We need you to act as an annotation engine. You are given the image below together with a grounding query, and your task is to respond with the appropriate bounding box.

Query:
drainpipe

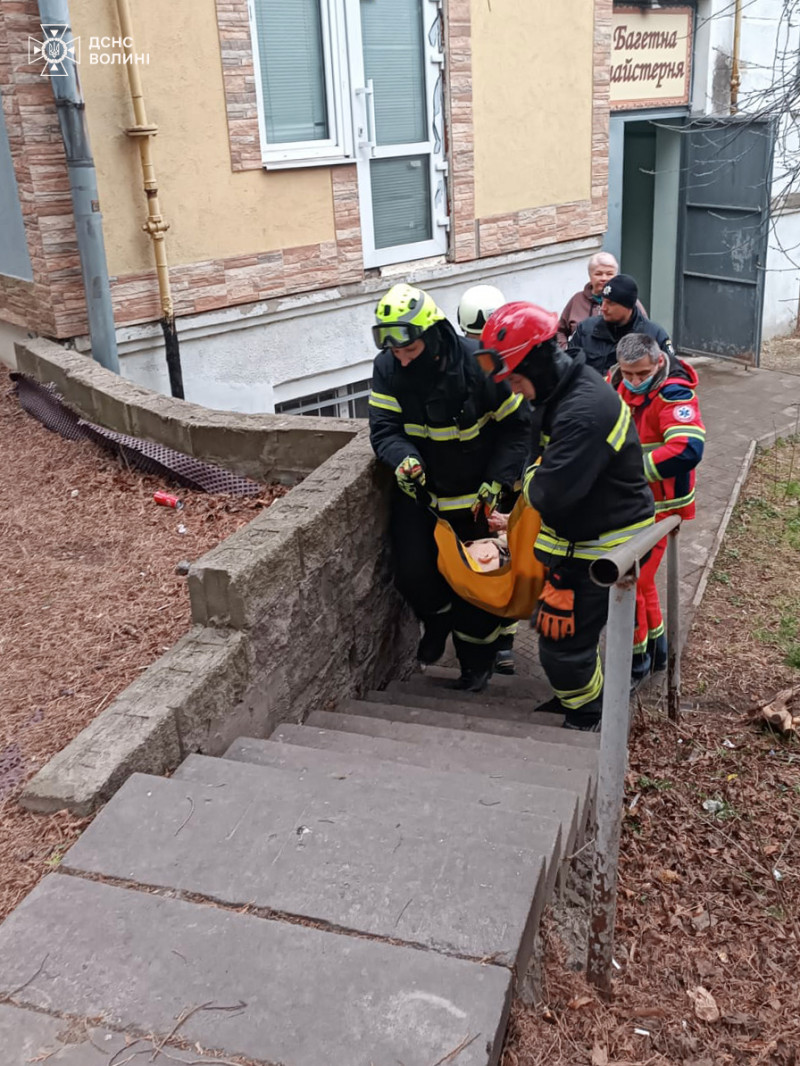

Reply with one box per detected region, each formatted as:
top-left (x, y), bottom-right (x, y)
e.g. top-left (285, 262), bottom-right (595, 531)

top-left (38, 0), bottom-right (120, 373)
top-left (114, 0), bottom-right (184, 399)
top-left (730, 0), bottom-right (743, 114)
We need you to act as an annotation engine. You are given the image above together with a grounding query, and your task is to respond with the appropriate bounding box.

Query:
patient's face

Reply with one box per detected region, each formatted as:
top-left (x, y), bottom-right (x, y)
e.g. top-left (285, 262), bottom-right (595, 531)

top-left (465, 538), bottom-right (502, 571)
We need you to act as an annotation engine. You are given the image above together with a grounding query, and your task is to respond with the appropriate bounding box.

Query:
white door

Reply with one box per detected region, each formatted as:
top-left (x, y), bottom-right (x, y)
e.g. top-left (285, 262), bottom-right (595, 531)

top-left (346, 0), bottom-right (449, 268)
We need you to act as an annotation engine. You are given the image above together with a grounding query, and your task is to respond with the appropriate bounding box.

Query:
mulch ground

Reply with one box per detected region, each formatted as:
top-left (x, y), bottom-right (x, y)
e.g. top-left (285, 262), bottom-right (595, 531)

top-left (0, 369), bottom-right (286, 922)
top-left (504, 439), bottom-right (800, 1065)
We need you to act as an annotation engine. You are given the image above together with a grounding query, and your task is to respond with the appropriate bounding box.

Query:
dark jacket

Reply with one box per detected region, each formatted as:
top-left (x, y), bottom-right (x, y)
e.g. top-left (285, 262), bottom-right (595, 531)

top-left (556, 283), bottom-right (648, 349)
top-left (523, 354), bottom-right (654, 561)
top-left (368, 324), bottom-right (532, 504)
top-left (567, 306), bottom-right (674, 374)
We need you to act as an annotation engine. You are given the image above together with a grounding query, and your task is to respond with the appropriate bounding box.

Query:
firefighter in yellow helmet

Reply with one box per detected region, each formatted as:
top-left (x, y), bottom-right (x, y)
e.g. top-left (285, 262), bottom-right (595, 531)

top-left (368, 283), bottom-right (532, 691)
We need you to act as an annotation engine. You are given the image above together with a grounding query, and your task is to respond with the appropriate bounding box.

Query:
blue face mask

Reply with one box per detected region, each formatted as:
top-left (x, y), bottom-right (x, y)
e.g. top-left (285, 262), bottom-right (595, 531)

top-left (623, 374), bottom-right (655, 395)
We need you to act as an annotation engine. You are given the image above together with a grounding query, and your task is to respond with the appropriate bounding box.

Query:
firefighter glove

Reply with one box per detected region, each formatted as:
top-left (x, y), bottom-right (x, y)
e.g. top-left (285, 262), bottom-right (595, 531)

top-left (395, 456), bottom-right (426, 499)
top-left (533, 568), bottom-right (576, 641)
top-left (472, 480), bottom-right (502, 518)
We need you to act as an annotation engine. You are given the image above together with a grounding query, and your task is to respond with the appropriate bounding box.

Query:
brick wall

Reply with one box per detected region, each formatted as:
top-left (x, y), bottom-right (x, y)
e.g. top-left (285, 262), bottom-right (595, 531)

top-left (0, 0), bottom-right (78, 335)
top-left (1, 0), bottom-right (611, 340)
top-left (445, 0), bottom-right (611, 262)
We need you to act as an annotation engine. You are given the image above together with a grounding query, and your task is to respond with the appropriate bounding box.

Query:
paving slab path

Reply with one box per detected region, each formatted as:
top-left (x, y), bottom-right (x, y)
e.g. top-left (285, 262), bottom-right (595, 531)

top-left (0, 358), bottom-right (798, 1066)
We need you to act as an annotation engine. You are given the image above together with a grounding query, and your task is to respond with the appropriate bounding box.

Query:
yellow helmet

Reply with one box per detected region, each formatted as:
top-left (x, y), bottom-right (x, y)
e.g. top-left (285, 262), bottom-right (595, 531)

top-left (372, 283), bottom-right (445, 350)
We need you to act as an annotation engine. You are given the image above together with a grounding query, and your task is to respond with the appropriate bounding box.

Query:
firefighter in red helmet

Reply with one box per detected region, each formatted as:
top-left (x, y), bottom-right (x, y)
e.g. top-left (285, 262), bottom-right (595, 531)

top-left (477, 302), bottom-right (655, 730)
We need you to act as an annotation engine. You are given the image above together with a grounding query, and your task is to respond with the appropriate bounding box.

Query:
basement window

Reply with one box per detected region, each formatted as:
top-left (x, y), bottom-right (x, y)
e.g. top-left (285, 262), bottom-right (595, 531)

top-left (275, 378), bottom-right (372, 418)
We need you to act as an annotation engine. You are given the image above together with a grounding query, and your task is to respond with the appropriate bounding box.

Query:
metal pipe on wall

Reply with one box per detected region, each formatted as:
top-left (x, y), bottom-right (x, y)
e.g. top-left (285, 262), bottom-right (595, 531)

top-left (38, 0), bottom-right (120, 373)
top-left (730, 0), bottom-right (743, 114)
top-left (114, 0), bottom-right (184, 399)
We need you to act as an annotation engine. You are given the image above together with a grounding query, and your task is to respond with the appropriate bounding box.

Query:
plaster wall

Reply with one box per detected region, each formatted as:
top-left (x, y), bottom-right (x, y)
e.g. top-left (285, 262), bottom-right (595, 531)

top-left (68, 0), bottom-right (336, 276)
top-left (470, 0), bottom-right (594, 217)
top-left (763, 210), bottom-right (800, 340)
top-left (104, 238), bottom-right (600, 410)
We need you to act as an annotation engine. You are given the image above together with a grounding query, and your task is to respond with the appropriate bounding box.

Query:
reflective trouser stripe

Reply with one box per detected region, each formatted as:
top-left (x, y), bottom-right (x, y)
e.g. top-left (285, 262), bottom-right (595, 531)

top-left (499, 621), bottom-right (518, 636)
top-left (453, 624), bottom-right (505, 645)
top-left (553, 653), bottom-right (604, 710)
top-left (654, 491), bottom-right (694, 513)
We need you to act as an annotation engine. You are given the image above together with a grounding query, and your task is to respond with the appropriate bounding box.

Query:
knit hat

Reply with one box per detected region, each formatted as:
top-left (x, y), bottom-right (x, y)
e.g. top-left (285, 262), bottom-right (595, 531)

top-left (601, 274), bottom-right (638, 309)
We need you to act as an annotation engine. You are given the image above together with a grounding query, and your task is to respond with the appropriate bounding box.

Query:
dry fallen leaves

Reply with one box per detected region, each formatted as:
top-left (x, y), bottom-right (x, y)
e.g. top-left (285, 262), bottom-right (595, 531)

top-left (567, 995), bottom-right (593, 1010)
top-left (591, 1043), bottom-right (609, 1066)
top-left (687, 986), bottom-right (720, 1023)
top-left (752, 686), bottom-right (799, 735)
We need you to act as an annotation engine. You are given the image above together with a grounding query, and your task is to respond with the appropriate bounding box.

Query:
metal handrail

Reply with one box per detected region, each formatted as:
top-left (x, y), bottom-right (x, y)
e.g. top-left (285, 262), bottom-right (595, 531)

top-left (589, 513), bottom-right (681, 587)
top-left (586, 515), bottom-right (682, 995)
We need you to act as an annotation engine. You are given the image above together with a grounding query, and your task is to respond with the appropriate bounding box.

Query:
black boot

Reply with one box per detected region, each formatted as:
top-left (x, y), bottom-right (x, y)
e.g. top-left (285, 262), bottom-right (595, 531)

top-left (534, 695), bottom-right (565, 715)
top-left (648, 633), bottom-right (668, 673)
top-left (451, 666), bottom-right (493, 693)
top-left (562, 696), bottom-right (602, 732)
top-left (494, 647), bottom-right (515, 675)
top-left (417, 611), bottom-right (451, 665)
top-left (630, 650), bottom-right (651, 690)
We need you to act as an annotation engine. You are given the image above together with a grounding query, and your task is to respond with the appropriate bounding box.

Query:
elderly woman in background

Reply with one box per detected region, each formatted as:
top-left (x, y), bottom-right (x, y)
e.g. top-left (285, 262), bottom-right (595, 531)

top-left (556, 251), bottom-right (646, 348)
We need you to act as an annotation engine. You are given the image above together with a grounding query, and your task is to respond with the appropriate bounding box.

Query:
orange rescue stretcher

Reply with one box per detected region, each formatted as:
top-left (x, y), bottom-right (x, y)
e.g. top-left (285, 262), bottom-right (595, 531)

top-left (432, 494), bottom-right (546, 620)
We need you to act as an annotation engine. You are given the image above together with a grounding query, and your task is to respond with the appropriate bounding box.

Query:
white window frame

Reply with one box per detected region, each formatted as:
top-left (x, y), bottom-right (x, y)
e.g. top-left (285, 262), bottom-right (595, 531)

top-left (248, 0), bottom-right (355, 169)
top-left (344, 0), bottom-right (449, 268)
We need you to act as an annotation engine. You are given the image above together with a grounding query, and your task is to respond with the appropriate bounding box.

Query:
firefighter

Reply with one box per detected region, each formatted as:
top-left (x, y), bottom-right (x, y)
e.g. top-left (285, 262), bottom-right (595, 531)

top-left (568, 273), bottom-right (674, 375)
top-left (457, 283), bottom-right (519, 675)
top-left (368, 283), bottom-right (531, 691)
top-left (477, 302), bottom-right (655, 730)
top-left (610, 332), bottom-right (705, 681)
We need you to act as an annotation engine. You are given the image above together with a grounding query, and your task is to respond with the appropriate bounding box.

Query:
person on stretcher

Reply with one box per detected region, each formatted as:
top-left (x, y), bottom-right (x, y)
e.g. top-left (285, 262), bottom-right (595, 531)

top-left (463, 531), bottom-right (510, 571)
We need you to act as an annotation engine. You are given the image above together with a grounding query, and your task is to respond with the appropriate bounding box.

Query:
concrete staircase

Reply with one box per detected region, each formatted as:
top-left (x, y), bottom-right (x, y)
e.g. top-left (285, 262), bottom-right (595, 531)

top-left (0, 666), bottom-right (598, 1066)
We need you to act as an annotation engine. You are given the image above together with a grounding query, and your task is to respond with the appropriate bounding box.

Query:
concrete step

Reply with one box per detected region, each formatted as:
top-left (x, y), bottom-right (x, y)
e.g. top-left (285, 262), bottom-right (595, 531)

top-left (272, 722), bottom-right (595, 820)
top-left (342, 698), bottom-right (600, 750)
top-left (367, 688), bottom-right (563, 726)
top-left (306, 710), bottom-right (599, 776)
top-left (415, 663), bottom-right (544, 698)
top-left (0, 875), bottom-right (511, 1066)
top-left (62, 761), bottom-right (550, 970)
top-left (387, 667), bottom-right (550, 710)
top-left (220, 737), bottom-right (579, 887)
top-left (0, 1001), bottom-right (225, 1065)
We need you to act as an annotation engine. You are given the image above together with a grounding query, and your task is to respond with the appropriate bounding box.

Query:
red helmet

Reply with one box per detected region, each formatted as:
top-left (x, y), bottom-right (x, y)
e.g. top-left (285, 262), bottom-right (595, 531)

top-left (477, 302), bottom-right (559, 381)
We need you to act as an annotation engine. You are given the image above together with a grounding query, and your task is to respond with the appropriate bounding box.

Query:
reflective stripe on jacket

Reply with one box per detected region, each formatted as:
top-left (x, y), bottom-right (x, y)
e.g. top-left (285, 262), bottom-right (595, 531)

top-left (368, 322), bottom-right (532, 507)
top-left (611, 358), bottom-right (705, 521)
top-left (522, 354), bottom-right (655, 562)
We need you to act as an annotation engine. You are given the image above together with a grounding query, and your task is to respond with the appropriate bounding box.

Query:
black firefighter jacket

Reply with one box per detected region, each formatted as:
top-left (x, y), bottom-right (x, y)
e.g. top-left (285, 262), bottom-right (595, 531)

top-left (523, 354), bottom-right (655, 562)
top-left (368, 330), bottom-right (532, 509)
top-left (566, 306), bottom-right (675, 375)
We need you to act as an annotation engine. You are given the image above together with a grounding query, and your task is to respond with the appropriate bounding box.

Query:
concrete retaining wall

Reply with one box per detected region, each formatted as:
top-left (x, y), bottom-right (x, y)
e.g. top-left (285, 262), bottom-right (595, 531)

top-left (14, 338), bottom-right (361, 483)
top-left (18, 342), bottom-right (417, 815)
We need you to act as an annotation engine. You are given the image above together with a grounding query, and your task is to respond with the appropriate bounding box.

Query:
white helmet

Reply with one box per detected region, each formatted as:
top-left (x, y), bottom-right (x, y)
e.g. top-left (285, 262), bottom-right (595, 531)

top-left (458, 284), bottom-right (506, 337)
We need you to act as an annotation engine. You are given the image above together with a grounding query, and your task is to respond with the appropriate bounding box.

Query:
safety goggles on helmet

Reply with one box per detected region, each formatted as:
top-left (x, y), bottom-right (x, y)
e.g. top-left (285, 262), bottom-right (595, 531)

top-left (475, 340), bottom-right (534, 382)
top-left (372, 322), bottom-right (427, 350)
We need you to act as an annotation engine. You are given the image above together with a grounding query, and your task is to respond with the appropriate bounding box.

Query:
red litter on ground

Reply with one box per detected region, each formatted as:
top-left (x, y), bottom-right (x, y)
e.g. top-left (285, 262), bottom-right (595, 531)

top-left (153, 491), bottom-right (184, 510)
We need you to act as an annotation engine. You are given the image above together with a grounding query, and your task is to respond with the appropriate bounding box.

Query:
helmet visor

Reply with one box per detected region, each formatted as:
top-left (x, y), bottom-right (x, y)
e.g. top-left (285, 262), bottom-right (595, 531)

top-left (372, 322), bottom-right (426, 350)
